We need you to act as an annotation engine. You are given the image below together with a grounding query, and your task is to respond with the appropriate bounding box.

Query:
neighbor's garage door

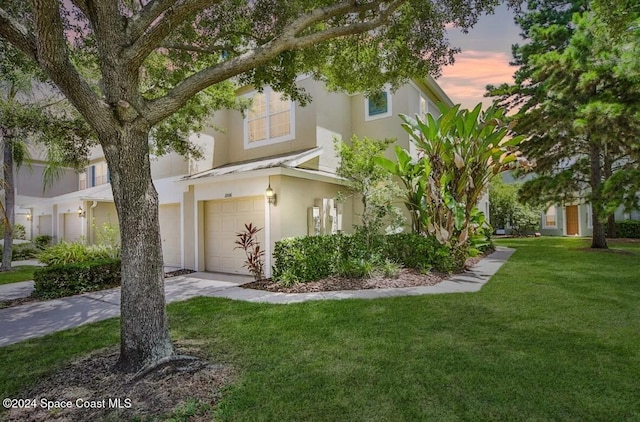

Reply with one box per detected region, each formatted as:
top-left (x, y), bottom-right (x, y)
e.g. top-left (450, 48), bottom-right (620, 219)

top-left (63, 213), bottom-right (82, 242)
top-left (159, 204), bottom-right (181, 267)
top-left (204, 197), bottom-right (265, 274)
top-left (38, 215), bottom-right (52, 236)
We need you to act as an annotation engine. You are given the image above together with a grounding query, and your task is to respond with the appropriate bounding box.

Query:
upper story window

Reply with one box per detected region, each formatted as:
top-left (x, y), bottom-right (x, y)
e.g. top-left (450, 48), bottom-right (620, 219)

top-left (79, 161), bottom-right (110, 189)
top-left (94, 162), bottom-right (109, 186)
top-left (543, 206), bottom-right (557, 228)
top-left (365, 88), bottom-right (392, 121)
top-left (244, 87), bottom-right (295, 149)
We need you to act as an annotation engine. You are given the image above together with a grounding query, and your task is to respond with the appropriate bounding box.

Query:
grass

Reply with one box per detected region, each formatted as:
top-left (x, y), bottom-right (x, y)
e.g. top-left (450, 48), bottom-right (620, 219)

top-left (0, 266), bottom-right (38, 285)
top-left (1, 237), bottom-right (639, 420)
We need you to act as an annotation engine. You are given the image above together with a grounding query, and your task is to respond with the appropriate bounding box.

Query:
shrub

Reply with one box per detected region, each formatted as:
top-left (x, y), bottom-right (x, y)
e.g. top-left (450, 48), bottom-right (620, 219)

top-left (337, 258), bottom-right (376, 279)
top-left (12, 243), bottom-right (39, 260)
top-left (380, 259), bottom-right (401, 278)
top-left (13, 224), bottom-right (26, 240)
top-left (38, 241), bottom-right (90, 266)
top-left (38, 241), bottom-right (121, 266)
top-left (34, 235), bottom-right (53, 250)
top-left (33, 259), bottom-right (121, 299)
top-left (272, 235), bottom-right (340, 282)
top-left (615, 220), bottom-right (640, 239)
top-left (0, 243), bottom-right (40, 260)
top-left (0, 223), bottom-right (27, 240)
top-left (272, 232), bottom-right (460, 283)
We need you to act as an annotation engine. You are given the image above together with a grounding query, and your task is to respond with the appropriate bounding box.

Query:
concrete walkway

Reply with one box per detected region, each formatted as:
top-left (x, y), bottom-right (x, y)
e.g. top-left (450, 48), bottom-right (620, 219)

top-left (0, 247), bottom-right (514, 347)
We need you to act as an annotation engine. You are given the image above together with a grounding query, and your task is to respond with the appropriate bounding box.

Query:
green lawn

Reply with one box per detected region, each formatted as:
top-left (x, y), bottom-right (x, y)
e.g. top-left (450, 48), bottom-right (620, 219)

top-left (0, 266), bottom-right (38, 285)
top-left (1, 237), bottom-right (639, 420)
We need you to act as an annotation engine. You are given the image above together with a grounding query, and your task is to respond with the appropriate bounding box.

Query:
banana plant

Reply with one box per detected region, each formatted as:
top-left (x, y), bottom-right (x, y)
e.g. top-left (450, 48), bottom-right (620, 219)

top-left (375, 146), bottom-right (430, 234)
top-left (399, 102), bottom-right (525, 248)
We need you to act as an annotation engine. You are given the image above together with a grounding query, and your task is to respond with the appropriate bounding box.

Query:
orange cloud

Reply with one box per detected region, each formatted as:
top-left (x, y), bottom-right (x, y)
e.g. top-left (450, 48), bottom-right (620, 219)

top-left (437, 50), bottom-right (517, 109)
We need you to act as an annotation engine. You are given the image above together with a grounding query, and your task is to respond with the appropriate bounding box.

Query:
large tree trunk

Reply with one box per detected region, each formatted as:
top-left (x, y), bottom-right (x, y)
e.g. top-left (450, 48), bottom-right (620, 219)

top-left (1, 130), bottom-right (15, 271)
top-left (105, 125), bottom-right (174, 372)
top-left (589, 141), bottom-right (608, 249)
top-left (603, 154), bottom-right (616, 238)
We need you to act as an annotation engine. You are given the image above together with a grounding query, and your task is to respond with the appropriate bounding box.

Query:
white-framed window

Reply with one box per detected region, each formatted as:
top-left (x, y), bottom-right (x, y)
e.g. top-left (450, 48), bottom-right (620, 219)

top-left (82, 161), bottom-right (110, 188)
top-left (365, 87), bottom-right (392, 121)
top-left (94, 162), bottom-right (108, 186)
top-left (244, 87), bottom-right (295, 149)
top-left (543, 206), bottom-right (557, 228)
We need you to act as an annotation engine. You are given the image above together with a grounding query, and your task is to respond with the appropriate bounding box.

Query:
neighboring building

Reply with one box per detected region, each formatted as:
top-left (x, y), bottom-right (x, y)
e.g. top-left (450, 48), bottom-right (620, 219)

top-left (500, 172), bottom-right (640, 237)
top-left (18, 75), bottom-right (467, 275)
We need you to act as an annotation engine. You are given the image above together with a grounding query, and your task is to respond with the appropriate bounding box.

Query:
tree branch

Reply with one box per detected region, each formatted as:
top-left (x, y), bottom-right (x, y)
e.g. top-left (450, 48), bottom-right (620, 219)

top-left (0, 8), bottom-right (38, 61)
top-left (160, 42), bottom-right (230, 55)
top-left (31, 0), bottom-right (114, 136)
top-left (124, 0), bottom-right (220, 69)
top-left (69, 0), bottom-right (90, 19)
top-left (145, 0), bottom-right (401, 125)
top-left (126, 0), bottom-right (180, 42)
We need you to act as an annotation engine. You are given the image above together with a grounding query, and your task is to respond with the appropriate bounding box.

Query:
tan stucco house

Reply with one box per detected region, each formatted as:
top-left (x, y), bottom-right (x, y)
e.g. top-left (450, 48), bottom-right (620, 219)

top-left (18, 76), bottom-right (472, 276)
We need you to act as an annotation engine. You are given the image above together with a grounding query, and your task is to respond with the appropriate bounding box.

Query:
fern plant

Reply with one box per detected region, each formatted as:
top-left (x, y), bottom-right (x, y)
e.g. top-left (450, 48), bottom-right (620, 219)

top-left (234, 223), bottom-right (265, 280)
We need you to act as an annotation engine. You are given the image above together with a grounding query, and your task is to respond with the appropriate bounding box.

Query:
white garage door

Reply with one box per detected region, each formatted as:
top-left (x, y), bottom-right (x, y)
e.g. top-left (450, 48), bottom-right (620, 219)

top-left (38, 215), bottom-right (52, 236)
top-left (159, 204), bottom-right (182, 267)
top-left (63, 213), bottom-right (83, 242)
top-left (204, 197), bottom-right (265, 274)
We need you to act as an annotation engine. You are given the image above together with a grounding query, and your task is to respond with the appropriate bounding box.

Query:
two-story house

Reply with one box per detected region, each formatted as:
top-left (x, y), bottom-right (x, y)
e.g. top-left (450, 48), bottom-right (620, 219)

top-left (499, 172), bottom-right (640, 237)
top-left (19, 75), bottom-right (463, 276)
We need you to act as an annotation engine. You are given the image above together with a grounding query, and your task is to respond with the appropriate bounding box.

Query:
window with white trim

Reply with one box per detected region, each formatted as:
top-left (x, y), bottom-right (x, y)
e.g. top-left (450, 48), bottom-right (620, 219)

top-left (244, 88), bottom-right (294, 148)
top-left (81, 162), bottom-right (110, 189)
top-left (94, 162), bottom-right (109, 186)
top-left (419, 96), bottom-right (427, 117)
top-left (543, 206), bottom-right (557, 228)
top-left (365, 88), bottom-right (392, 121)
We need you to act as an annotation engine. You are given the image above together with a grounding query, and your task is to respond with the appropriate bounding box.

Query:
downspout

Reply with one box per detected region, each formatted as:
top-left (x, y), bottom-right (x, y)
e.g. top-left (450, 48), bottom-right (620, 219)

top-left (89, 201), bottom-right (98, 244)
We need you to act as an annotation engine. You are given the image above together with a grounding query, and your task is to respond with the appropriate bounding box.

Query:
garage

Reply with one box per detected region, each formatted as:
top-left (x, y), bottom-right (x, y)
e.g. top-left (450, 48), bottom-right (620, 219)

top-left (159, 204), bottom-right (182, 267)
top-left (204, 196), bottom-right (265, 274)
top-left (63, 213), bottom-right (83, 242)
top-left (38, 215), bottom-right (52, 237)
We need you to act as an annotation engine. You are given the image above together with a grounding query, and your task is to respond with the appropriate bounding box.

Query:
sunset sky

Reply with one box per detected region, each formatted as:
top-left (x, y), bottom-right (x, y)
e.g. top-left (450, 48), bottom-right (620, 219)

top-left (437, 5), bottom-right (523, 109)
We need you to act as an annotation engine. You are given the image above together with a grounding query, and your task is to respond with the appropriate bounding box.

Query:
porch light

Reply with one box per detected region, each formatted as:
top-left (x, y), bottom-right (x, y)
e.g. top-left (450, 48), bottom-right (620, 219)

top-left (77, 206), bottom-right (86, 218)
top-left (265, 184), bottom-right (277, 206)
top-left (26, 212), bottom-right (32, 221)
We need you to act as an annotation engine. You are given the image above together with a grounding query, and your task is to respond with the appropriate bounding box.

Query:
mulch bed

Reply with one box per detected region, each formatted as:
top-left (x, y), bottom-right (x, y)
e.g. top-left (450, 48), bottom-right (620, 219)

top-left (3, 343), bottom-right (234, 422)
top-left (243, 255), bottom-right (485, 293)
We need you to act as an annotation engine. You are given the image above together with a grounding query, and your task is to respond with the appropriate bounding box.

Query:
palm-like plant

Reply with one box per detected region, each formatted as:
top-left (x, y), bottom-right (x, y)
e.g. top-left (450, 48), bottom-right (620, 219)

top-left (378, 103), bottom-right (526, 262)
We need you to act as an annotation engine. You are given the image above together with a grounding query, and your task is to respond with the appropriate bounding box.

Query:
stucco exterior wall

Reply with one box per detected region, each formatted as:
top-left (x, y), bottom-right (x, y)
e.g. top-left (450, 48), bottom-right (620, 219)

top-left (15, 164), bottom-right (78, 198)
top-left (225, 78), bottom-right (319, 164)
top-left (90, 202), bottom-right (120, 245)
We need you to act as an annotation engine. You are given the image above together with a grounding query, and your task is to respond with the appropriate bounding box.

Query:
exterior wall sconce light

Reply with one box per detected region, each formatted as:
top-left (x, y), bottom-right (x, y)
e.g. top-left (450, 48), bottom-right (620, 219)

top-left (77, 206), bottom-right (86, 218)
top-left (26, 212), bottom-right (32, 221)
top-left (265, 184), bottom-right (277, 206)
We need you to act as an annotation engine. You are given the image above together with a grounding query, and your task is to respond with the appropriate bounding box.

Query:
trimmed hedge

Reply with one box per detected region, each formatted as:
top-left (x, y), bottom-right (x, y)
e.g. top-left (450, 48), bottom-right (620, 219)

top-left (614, 220), bottom-right (640, 239)
top-left (272, 233), bottom-right (457, 283)
top-left (33, 259), bottom-right (121, 299)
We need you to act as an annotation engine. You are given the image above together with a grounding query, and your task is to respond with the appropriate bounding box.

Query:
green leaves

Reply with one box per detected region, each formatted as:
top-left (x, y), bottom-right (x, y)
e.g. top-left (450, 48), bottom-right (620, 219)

top-left (335, 135), bottom-right (405, 241)
top-left (382, 103), bottom-right (523, 250)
